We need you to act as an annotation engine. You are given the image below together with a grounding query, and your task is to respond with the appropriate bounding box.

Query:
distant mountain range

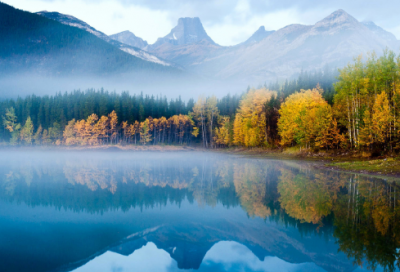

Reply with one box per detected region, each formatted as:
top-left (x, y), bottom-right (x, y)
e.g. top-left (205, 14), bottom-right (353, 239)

top-left (36, 11), bottom-right (173, 67)
top-left (1, 2), bottom-right (399, 92)
top-left (142, 9), bottom-right (399, 83)
top-left (34, 8), bottom-right (400, 84)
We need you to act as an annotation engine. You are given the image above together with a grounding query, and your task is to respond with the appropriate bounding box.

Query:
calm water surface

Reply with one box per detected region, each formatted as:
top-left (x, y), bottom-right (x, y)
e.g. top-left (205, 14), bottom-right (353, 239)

top-left (0, 151), bottom-right (399, 272)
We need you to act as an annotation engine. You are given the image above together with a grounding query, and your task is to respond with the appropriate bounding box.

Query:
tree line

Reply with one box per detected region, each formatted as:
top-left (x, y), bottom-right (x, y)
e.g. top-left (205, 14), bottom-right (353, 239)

top-left (7, 53), bottom-right (393, 152)
top-left (218, 50), bottom-right (400, 153)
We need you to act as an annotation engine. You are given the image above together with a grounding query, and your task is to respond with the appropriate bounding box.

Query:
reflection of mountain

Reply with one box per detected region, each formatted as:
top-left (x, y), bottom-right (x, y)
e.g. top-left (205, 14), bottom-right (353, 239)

top-left (65, 217), bottom-right (350, 272)
top-left (75, 241), bottom-right (326, 272)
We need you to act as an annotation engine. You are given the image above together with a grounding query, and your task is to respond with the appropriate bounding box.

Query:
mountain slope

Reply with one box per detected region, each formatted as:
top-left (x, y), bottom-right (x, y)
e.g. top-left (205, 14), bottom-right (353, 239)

top-left (362, 21), bottom-right (397, 42)
top-left (0, 2), bottom-right (179, 77)
top-left (110, 30), bottom-right (148, 49)
top-left (36, 11), bottom-right (172, 67)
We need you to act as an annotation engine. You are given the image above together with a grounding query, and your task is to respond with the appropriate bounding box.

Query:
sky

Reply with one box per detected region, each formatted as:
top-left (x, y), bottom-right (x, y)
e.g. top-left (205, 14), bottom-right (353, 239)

top-left (3, 0), bottom-right (400, 46)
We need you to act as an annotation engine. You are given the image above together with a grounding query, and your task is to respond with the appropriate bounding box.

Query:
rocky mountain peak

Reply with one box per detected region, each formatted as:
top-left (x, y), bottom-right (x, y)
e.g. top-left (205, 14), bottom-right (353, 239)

top-left (241, 26), bottom-right (275, 45)
top-left (313, 9), bottom-right (360, 31)
top-left (149, 17), bottom-right (216, 50)
top-left (169, 17), bottom-right (215, 45)
top-left (110, 30), bottom-right (148, 49)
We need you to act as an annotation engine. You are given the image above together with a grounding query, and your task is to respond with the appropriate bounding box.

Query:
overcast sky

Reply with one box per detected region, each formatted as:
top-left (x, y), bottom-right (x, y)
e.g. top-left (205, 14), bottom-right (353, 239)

top-left (4, 0), bottom-right (400, 46)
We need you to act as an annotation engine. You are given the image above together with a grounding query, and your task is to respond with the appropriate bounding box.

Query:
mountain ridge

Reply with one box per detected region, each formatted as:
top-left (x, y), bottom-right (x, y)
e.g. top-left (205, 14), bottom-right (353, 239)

top-left (240, 26), bottom-right (275, 46)
top-left (110, 30), bottom-right (148, 49)
top-left (36, 11), bottom-right (173, 67)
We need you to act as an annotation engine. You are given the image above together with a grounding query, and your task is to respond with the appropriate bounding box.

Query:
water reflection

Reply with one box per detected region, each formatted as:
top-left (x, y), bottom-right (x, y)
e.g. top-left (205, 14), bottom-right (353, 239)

top-left (0, 151), bottom-right (399, 272)
top-left (73, 241), bottom-right (326, 272)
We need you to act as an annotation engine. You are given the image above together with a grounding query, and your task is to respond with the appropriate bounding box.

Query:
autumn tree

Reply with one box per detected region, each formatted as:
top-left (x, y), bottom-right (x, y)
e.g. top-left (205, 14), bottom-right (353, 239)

top-left (278, 88), bottom-right (335, 149)
top-left (63, 119), bottom-right (77, 146)
top-left (233, 88), bottom-right (276, 147)
top-left (20, 116), bottom-right (34, 145)
top-left (214, 116), bottom-right (232, 147)
top-left (33, 125), bottom-right (43, 145)
top-left (192, 96), bottom-right (208, 147)
top-left (2, 107), bottom-right (21, 145)
top-left (140, 119), bottom-right (152, 145)
top-left (108, 110), bottom-right (118, 144)
top-left (206, 96), bottom-right (219, 148)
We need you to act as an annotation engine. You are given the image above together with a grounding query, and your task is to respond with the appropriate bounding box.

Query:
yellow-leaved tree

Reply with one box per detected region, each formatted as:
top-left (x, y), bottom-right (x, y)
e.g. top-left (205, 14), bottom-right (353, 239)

top-left (233, 88), bottom-right (276, 147)
top-left (278, 88), bottom-right (339, 149)
top-left (140, 119), bottom-right (152, 145)
top-left (214, 116), bottom-right (232, 147)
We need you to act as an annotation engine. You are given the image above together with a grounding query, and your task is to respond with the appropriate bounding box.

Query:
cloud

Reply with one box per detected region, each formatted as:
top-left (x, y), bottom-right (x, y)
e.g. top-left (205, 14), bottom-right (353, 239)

top-left (3, 0), bottom-right (400, 45)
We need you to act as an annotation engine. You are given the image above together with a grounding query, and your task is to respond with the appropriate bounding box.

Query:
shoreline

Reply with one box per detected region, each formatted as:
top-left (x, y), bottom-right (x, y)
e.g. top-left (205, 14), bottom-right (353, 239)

top-left (217, 147), bottom-right (400, 180)
top-left (0, 145), bottom-right (202, 152)
top-left (1, 145), bottom-right (400, 180)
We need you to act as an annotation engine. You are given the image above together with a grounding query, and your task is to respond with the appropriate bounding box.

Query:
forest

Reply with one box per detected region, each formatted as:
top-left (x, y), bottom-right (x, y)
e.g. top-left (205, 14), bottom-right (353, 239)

top-left (5, 50), bottom-right (397, 153)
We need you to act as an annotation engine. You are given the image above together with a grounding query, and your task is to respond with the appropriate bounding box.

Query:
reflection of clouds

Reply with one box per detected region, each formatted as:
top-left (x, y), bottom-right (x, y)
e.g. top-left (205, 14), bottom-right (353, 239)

top-left (72, 242), bottom-right (173, 272)
top-left (72, 241), bottom-right (327, 272)
top-left (199, 241), bottom-right (326, 272)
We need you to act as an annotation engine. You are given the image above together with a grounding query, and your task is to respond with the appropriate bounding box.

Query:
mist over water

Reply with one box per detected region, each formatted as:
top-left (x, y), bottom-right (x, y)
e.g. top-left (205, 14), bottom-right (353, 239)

top-left (0, 150), bottom-right (398, 272)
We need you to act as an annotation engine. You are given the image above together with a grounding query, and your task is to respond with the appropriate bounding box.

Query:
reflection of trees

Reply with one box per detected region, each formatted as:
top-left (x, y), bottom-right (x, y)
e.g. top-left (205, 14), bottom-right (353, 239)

top-left (2, 171), bottom-right (17, 196)
top-left (0, 157), bottom-right (240, 213)
top-left (5, 153), bottom-right (400, 272)
top-left (334, 175), bottom-right (400, 272)
top-left (278, 169), bottom-right (345, 224)
top-left (64, 161), bottom-right (111, 192)
top-left (232, 161), bottom-right (277, 218)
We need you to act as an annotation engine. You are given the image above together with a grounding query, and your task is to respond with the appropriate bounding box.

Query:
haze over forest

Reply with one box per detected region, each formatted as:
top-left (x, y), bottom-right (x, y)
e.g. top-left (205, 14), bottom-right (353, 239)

top-left (0, 1), bottom-right (399, 99)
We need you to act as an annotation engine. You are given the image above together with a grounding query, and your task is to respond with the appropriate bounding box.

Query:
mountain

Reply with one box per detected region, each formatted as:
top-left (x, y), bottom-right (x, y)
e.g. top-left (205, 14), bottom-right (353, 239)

top-left (362, 21), bottom-right (397, 41)
top-left (240, 26), bottom-right (275, 45)
top-left (150, 17), bottom-right (217, 49)
top-left (36, 11), bottom-right (110, 40)
top-left (110, 30), bottom-right (148, 49)
top-left (158, 10), bottom-right (399, 84)
top-left (146, 17), bottom-right (221, 67)
top-left (36, 11), bottom-right (172, 67)
top-left (0, 2), bottom-right (179, 78)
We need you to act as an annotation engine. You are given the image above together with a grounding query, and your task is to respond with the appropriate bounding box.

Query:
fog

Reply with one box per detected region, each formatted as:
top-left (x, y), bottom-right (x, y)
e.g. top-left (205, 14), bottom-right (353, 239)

top-left (0, 71), bottom-right (248, 101)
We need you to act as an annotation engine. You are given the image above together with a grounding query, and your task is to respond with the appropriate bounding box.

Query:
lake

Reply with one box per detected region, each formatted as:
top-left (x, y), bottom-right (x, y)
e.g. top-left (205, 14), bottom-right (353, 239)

top-left (0, 151), bottom-right (399, 272)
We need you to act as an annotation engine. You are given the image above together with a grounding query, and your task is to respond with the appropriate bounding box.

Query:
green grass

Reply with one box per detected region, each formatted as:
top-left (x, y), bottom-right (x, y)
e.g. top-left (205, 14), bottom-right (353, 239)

top-left (328, 157), bottom-right (400, 176)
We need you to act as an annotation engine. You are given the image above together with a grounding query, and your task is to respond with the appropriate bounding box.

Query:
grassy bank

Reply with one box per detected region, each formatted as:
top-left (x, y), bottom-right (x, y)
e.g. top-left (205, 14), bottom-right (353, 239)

top-left (219, 147), bottom-right (400, 179)
top-left (327, 158), bottom-right (400, 177)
